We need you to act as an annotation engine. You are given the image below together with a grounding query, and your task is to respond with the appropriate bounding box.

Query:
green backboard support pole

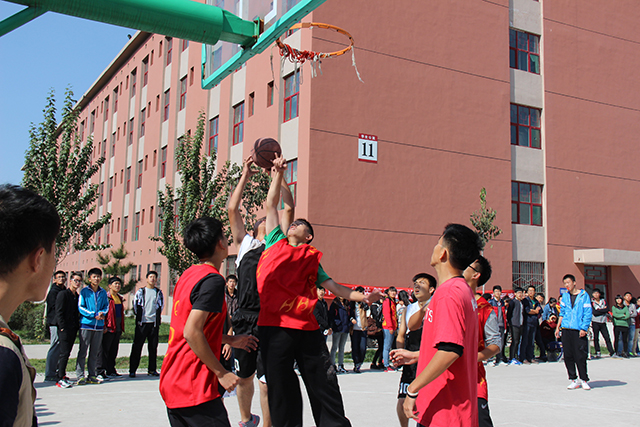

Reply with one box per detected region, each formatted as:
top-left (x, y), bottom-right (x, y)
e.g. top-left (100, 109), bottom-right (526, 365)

top-left (201, 0), bottom-right (327, 89)
top-left (1, 0), bottom-right (259, 45)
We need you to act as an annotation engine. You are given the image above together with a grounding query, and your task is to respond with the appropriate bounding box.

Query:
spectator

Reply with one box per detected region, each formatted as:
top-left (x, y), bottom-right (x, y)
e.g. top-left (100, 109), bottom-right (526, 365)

top-left (396, 290), bottom-right (410, 327)
top-left (591, 289), bottom-right (614, 358)
top-left (612, 295), bottom-right (630, 358)
top-left (634, 298), bottom-right (640, 356)
top-left (314, 286), bottom-right (331, 341)
top-left (76, 267), bottom-right (109, 385)
top-left (382, 286), bottom-right (398, 371)
top-left (225, 274), bottom-right (239, 319)
top-left (329, 296), bottom-right (351, 373)
top-left (488, 285), bottom-right (508, 365)
top-left (623, 292), bottom-right (637, 356)
top-left (350, 287), bottom-right (369, 373)
top-left (534, 293), bottom-right (547, 362)
top-left (520, 285), bottom-right (541, 364)
top-left (44, 270), bottom-right (67, 382)
top-left (129, 270), bottom-right (164, 377)
top-left (0, 184), bottom-right (60, 425)
top-left (368, 295), bottom-right (384, 369)
top-left (55, 272), bottom-right (82, 388)
top-left (540, 314), bottom-right (558, 350)
top-left (555, 274), bottom-right (592, 390)
top-left (542, 297), bottom-right (559, 321)
top-left (100, 277), bottom-right (125, 378)
top-left (507, 287), bottom-right (524, 365)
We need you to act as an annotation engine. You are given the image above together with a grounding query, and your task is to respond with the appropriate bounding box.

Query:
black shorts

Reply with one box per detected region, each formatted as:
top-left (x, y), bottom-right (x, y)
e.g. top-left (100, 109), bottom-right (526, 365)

top-left (478, 398), bottom-right (494, 427)
top-left (231, 311), bottom-right (263, 380)
top-left (167, 397), bottom-right (230, 427)
top-left (397, 363), bottom-right (418, 398)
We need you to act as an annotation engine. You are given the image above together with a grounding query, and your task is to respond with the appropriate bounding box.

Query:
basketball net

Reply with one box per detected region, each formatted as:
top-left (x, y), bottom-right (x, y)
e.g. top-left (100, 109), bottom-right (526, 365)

top-left (275, 22), bottom-right (364, 84)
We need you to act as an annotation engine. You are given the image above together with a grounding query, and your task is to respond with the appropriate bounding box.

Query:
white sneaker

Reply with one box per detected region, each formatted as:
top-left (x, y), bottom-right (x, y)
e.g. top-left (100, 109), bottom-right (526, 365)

top-left (581, 381), bottom-right (591, 390)
top-left (567, 380), bottom-right (580, 390)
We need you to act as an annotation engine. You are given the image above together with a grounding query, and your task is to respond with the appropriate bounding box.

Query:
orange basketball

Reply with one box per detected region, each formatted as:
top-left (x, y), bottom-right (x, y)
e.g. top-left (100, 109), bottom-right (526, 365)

top-left (252, 138), bottom-right (282, 169)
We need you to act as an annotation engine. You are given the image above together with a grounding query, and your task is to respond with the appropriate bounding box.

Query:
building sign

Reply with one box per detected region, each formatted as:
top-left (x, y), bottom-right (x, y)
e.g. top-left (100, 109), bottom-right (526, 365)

top-left (358, 133), bottom-right (378, 163)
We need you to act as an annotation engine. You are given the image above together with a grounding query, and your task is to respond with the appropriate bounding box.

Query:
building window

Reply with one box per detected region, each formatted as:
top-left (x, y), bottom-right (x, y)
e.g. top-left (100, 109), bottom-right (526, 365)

top-left (128, 118), bottom-right (134, 145)
top-left (163, 90), bottom-right (170, 121)
top-left (179, 77), bottom-right (187, 111)
top-left (512, 181), bottom-right (542, 226)
top-left (511, 104), bottom-right (541, 149)
top-left (509, 29), bottom-right (540, 74)
top-left (142, 56), bottom-right (149, 86)
top-left (99, 182), bottom-right (104, 206)
top-left (126, 167), bottom-right (131, 194)
top-left (161, 146), bottom-right (167, 178)
top-left (157, 207), bottom-right (163, 237)
top-left (166, 37), bottom-right (172, 66)
top-left (140, 108), bottom-right (146, 136)
top-left (108, 177), bottom-right (113, 202)
top-left (123, 217), bottom-right (128, 242)
top-left (181, 39), bottom-right (189, 51)
top-left (134, 213), bottom-right (140, 241)
top-left (130, 69), bottom-right (137, 98)
top-left (141, 209), bottom-right (145, 225)
top-left (284, 72), bottom-right (300, 122)
top-left (113, 88), bottom-right (118, 113)
top-left (110, 133), bottom-right (116, 157)
top-left (104, 96), bottom-right (109, 121)
top-left (267, 81), bottom-right (274, 107)
top-left (281, 159), bottom-right (298, 208)
top-left (90, 110), bottom-right (96, 133)
top-left (248, 92), bottom-right (255, 117)
top-left (150, 206), bottom-right (154, 223)
top-left (137, 160), bottom-right (143, 189)
top-left (233, 102), bottom-right (244, 145)
top-left (208, 117), bottom-right (219, 155)
top-left (512, 261), bottom-right (544, 293)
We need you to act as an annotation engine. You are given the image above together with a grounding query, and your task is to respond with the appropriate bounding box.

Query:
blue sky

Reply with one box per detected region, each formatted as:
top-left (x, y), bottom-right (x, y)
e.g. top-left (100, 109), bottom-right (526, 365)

top-left (0, 3), bottom-right (134, 185)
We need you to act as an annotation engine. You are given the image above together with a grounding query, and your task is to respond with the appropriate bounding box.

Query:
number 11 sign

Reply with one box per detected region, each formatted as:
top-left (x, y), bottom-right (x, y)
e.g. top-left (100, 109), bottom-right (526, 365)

top-left (358, 133), bottom-right (378, 163)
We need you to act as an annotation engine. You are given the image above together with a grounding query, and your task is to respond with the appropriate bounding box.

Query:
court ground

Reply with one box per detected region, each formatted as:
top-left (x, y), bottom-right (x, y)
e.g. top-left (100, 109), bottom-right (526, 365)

top-left (32, 356), bottom-right (640, 426)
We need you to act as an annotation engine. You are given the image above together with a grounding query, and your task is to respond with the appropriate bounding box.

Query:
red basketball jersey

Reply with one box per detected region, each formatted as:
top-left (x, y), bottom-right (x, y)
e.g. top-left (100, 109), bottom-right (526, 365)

top-left (256, 239), bottom-right (323, 330)
top-left (159, 264), bottom-right (227, 409)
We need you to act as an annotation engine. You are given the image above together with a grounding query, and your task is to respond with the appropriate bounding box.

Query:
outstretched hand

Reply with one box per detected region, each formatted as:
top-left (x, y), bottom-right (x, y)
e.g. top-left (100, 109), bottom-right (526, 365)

top-left (390, 348), bottom-right (419, 367)
top-left (271, 154), bottom-right (287, 173)
top-left (363, 290), bottom-right (384, 305)
top-left (242, 156), bottom-right (257, 178)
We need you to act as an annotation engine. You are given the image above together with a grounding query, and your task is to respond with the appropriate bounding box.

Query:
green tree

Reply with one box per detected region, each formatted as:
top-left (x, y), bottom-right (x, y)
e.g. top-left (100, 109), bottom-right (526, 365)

top-left (22, 88), bottom-right (111, 262)
top-left (153, 111), bottom-right (269, 276)
top-left (470, 187), bottom-right (503, 249)
top-left (96, 243), bottom-right (138, 294)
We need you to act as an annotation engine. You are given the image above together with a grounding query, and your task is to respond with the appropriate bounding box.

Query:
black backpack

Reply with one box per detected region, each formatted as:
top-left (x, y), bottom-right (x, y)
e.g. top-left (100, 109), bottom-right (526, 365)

top-left (371, 302), bottom-right (384, 328)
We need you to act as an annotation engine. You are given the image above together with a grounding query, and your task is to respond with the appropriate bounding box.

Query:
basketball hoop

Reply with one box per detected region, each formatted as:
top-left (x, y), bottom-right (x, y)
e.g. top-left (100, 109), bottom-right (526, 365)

top-left (275, 22), bottom-right (364, 82)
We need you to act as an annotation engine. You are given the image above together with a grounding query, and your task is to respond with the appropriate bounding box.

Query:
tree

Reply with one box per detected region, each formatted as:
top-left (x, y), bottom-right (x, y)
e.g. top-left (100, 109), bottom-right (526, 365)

top-left (96, 243), bottom-right (138, 294)
top-left (470, 187), bottom-right (503, 249)
top-left (153, 111), bottom-right (269, 276)
top-left (22, 88), bottom-right (111, 262)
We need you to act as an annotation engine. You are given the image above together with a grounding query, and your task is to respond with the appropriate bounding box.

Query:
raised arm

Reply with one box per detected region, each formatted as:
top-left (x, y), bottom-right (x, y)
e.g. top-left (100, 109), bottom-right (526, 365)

top-left (280, 178), bottom-right (295, 231)
top-left (265, 155), bottom-right (286, 235)
top-left (322, 279), bottom-right (383, 305)
top-left (228, 157), bottom-right (257, 247)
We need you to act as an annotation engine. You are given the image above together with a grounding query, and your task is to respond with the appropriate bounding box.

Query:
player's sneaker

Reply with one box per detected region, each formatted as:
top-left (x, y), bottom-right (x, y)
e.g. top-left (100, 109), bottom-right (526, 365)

top-left (87, 376), bottom-right (103, 384)
top-left (567, 380), bottom-right (580, 390)
top-left (96, 374), bottom-right (109, 382)
top-left (509, 359), bottom-right (522, 366)
top-left (56, 379), bottom-right (73, 389)
top-left (581, 381), bottom-right (591, 390)
top-left (76, 377), bottom-right (86, 385)
top-left (238, 414), bottom-right (260, 427)
top-left (384, 366), bottom-right (396, 372)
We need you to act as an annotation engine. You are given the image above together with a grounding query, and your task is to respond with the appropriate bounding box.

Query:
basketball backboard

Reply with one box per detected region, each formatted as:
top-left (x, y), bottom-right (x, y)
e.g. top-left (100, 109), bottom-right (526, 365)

top-left (201, 0), bottom-right (326, 89)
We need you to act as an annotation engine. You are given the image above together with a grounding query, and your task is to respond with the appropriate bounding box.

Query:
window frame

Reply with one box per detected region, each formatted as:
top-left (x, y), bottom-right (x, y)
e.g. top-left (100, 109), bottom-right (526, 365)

top-left (142, 56), bottom-right (149, 87)
top-left (208, 116), bottom-right (219, 155)
top-left (137, 160), bottom-right (143, 189)
top-left (166, 37), bottom-right (173, 66)
top-left (179, 77), bottom-right (187, 111)
top-left (511, 181), bottom-right (543, 226)
top-left (510, 104), bottom-right (541, 149)
top-left (283, 72), bottom-right (300, 122)
top-left (509, 29), bottom-right (540, 74)
top-left (161, 146), bottom-right (167, 178)
top-left (163, 89), bottom-right (170, 122)
top-left (233, 102), bottom-right (244, 145)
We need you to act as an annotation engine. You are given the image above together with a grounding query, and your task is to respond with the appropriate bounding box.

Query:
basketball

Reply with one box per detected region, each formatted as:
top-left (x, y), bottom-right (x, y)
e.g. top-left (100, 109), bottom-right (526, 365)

top-left (252, 137), bottom-right (282, 169)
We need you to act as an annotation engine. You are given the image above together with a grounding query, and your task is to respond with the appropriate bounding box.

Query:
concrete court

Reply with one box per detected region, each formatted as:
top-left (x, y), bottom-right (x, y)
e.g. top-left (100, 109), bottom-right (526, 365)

top-left (32, 356), bottom-right (640, 427)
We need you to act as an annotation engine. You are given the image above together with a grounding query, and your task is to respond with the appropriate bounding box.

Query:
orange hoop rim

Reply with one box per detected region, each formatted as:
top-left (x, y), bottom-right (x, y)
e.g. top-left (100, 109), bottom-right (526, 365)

top-left (276, 22), bottom-right (355, 60)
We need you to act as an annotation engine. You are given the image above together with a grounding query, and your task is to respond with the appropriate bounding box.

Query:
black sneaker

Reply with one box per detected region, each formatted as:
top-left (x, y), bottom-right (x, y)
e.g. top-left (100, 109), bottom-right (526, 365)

top-left (148, 371), bottom-right (160, 377)
top-left (44, 376), bottom-right (57, 382)
top-left (129, 373), bottom-right (136, 378)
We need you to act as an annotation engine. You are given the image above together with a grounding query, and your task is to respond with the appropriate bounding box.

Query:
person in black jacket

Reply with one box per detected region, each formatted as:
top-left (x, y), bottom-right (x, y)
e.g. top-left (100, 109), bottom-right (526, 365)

top-left (591, 289), bottom-right (615, 357)
top-left (129, 270), bottom-right (164, 377)
top-left (314, 286), bottom-right (331, 342)
top-left (55, 271), bottom-right (82, 388)
top-left (44, 270), bottom-right (67, 381)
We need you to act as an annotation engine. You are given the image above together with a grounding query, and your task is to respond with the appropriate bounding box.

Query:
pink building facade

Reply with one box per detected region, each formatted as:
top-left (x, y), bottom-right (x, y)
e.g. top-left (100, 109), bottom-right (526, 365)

top-left (57, 0), bottom-right (640, 317)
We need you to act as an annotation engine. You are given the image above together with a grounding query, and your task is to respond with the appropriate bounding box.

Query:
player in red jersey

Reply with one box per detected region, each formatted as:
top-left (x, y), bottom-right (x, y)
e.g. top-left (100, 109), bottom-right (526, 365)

top-left (257, 155), bottom-right (382, 427)
top-left (159, 217), bottom-right (258, 427)
top-left (463, 256), bottom-right (501, 427)
top-left (394, 224), bottom-right (482, 427)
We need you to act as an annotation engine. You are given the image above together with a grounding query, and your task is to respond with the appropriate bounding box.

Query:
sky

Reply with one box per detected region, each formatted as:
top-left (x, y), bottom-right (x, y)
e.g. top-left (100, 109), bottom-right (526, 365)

top-left (0, 3), bottom-right (134, 185)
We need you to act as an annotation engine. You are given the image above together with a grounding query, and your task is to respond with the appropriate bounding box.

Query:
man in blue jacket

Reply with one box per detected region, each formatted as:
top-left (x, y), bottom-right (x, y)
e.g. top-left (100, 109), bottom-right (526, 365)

top-left (555, 274), bottom-right (592, 390)
top-left (75, 267), bottom-right (109, 384)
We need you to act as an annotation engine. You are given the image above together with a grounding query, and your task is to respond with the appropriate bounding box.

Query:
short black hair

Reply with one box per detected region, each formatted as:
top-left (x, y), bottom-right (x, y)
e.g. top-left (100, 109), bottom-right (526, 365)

top-left (624, 291), bottom-right (632, 297)
top-left (549, 297), bottom-right (557, 304)
top-left (563, 274), bottom-right (576, 282)
top-left (53, 270), bottom-right (67, 277)
top-left (108, 276), bottom-right (122, 285)
top-left (88, 267), bottom-right (103, 277)
top-left (482, 292), bottom-right (492, 301)
top-left (253, 217), bottom-right (266, 239)
top-left (514, 287), bottom-right (524, 293)
top-left (226, 274), bottom-right (238, 282)
top-left (292, 218), bottom-right (314, 244)
top-left (474, 256), bottom-right (492, 287)
top-left (536, 292), bottom-right (545, 300)
top-left (493, 285), bottom-right (502, 292)
top-left (354, 286), bottom-right (364, 292)
top-left (397, 290), bottom-right (411, 306)
top-left (441, 224), bottom-right (482, 271)
top-left (183, 217), bottom-right (224, 260)
top-left (412, 273), bottom-right (437, 290)
top-left (70, 271), bottom-right (83, 280)
top-left (0, 184), bottom-right (60, 277)
top-left (592, 289), bottom-right (601, 295)
top-left (527, 285), bottom-right (536, 292)
top-left (388, 286), bottom-right (397, 292)
top-left (146, 270), bottom-right (158, 278)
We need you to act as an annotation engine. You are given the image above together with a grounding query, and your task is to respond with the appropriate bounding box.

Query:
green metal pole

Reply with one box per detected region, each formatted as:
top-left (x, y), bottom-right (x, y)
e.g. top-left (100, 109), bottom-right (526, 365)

top-left (4, 0), bottom-right (258, 46)
top-left (0, 6), bottom-right (46, 37)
